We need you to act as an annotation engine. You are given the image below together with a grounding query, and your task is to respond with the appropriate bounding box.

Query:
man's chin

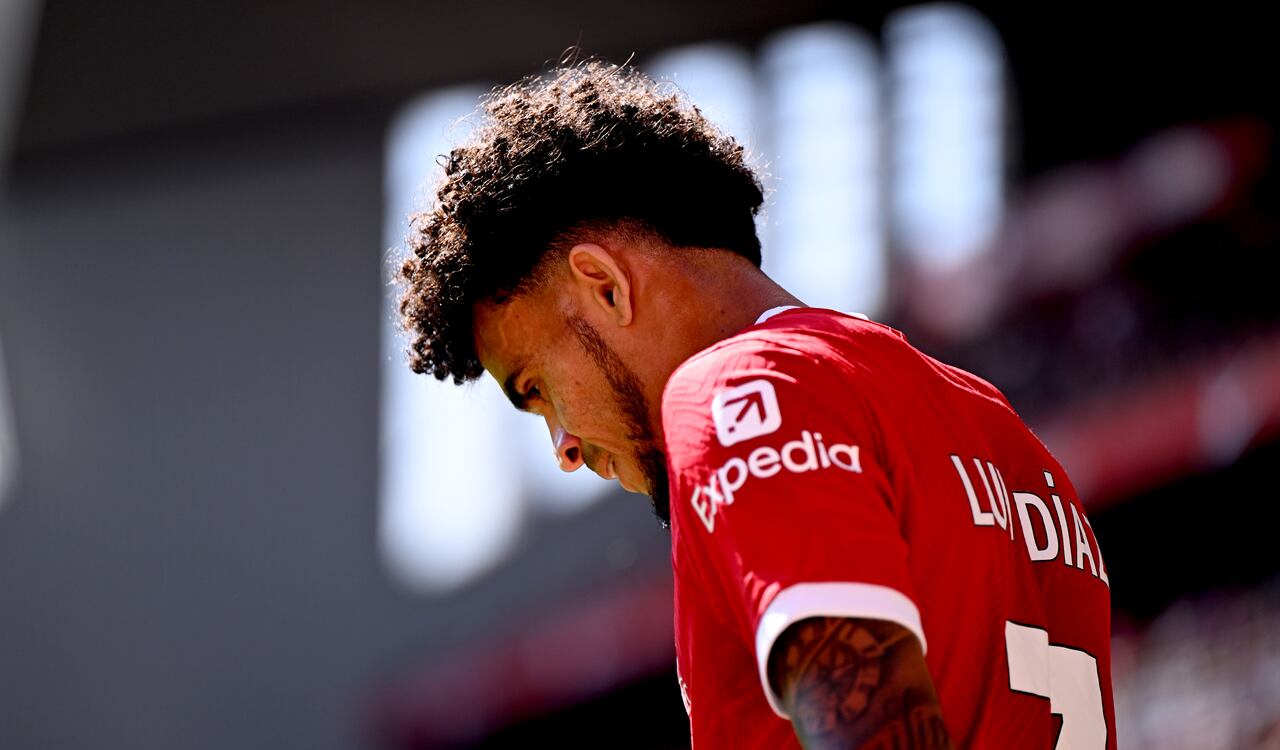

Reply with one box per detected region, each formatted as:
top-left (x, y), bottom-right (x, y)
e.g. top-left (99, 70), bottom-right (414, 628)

top-left (630, 445), bottom-right (671, 527)
top-left (648, 490), bottom-right (671, 529)
top-left (644, 474), bottom-right (672, 529)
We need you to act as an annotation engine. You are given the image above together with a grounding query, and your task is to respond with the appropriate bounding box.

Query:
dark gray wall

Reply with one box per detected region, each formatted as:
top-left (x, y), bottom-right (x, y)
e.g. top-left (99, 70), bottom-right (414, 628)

top-left (0, 111), bottom-right (670, 750)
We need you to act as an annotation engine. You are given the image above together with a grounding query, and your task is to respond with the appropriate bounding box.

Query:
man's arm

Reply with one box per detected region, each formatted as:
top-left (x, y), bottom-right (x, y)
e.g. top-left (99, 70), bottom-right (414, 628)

top-left (766, 617), bottom-right (955, 750)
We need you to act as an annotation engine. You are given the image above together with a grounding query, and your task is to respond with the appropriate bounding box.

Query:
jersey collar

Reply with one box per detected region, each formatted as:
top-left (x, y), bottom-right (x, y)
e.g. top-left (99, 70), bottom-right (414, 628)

top-left (755, 305), bottom-right (801, 325)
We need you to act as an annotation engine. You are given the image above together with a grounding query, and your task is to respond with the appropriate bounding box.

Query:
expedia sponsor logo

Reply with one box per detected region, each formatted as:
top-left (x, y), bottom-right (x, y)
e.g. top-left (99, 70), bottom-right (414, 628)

top-left (690, 430), bottom-right (862, 533)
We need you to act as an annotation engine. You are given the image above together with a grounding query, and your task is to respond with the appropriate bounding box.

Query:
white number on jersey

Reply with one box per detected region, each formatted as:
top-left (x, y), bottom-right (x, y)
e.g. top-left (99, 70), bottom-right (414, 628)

top-left (1005, 620), bottom-right (1107, 749)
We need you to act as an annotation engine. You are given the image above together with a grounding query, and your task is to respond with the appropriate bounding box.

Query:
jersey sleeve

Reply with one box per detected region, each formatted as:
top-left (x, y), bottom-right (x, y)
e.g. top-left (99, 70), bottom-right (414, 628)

top-left (663, 337), bottom-right (927, 719)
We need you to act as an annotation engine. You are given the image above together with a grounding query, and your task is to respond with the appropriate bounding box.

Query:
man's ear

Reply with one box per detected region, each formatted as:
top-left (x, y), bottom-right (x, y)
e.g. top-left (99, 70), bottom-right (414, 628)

top-left (566, 243), bottom-right (634, 326)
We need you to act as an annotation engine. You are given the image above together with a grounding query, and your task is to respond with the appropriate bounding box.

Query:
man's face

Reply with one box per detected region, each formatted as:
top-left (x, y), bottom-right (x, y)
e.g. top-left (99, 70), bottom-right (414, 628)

top-left (473, 290), bottom-right (672, 527)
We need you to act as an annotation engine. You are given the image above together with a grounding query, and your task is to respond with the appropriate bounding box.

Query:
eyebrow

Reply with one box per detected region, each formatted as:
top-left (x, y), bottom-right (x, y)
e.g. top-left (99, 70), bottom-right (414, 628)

top-left (501, 356), bottom-right (533, 413)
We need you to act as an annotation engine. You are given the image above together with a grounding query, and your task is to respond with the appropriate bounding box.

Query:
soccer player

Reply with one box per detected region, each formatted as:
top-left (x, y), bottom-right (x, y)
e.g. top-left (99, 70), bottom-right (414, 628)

top-left (398, 60), bottom-right (1116, 749)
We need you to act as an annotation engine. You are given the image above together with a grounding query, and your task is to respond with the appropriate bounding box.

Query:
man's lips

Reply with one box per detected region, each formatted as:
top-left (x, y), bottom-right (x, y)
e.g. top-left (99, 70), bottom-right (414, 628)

top-left (590, 453), bottom-right (638, 492)
top-left (612, 458), bottom-right (639, 493)
top-left (592, 453), bottom-right (617, 480)
top-left (602, 455), bottom-right (636, 492)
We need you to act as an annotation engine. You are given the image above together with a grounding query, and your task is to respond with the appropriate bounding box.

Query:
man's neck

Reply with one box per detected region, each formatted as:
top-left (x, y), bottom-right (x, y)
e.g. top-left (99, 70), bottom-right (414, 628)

top-left (696, 264), bottom-right (804, 349)
top-left (639, 253), bottom-right (803, 445)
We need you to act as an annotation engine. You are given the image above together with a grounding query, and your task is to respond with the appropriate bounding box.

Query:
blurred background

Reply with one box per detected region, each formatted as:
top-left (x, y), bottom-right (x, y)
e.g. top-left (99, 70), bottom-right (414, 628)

top-left (1, 2), bottom-right (1277, 748)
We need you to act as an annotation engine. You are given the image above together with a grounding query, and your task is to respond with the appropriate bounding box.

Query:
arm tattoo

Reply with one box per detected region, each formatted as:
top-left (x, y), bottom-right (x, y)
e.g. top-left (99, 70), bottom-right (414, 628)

top-left (767, 617), bottom-right (955, 750)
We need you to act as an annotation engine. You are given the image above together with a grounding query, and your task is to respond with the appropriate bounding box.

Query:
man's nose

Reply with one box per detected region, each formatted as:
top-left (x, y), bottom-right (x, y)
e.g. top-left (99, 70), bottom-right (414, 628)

top-left (552, 426), bottom-right (584, 472)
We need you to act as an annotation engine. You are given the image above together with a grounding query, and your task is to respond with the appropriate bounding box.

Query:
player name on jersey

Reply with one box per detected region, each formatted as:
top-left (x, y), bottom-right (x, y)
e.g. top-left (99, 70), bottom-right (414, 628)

top-left (687, 432), bottom-right (1110, 590)
top-left (950, 454), bottom-right (1109, 586)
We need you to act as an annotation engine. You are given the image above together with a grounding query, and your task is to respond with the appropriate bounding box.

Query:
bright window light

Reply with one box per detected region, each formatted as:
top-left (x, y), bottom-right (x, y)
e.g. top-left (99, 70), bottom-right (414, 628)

top-left (886, 4), bottom-right (1006, 271)
top-left (760, 22), bottom-right (887, 316)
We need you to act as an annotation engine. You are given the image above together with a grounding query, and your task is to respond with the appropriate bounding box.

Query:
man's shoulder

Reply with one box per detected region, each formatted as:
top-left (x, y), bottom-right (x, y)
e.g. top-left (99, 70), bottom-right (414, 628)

top-left (662, 308), bottom-right (912, 407)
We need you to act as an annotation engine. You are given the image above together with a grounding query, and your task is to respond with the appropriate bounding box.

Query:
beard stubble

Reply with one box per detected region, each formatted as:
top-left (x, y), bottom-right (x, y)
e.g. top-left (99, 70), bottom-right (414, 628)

top-left (567, 316), bottom-right (672, 529)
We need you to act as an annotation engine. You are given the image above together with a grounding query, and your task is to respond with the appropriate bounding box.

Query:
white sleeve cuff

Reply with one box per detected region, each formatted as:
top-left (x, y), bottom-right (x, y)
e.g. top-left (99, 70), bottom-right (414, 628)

top-left (754, 582), bottom-right (928, 719)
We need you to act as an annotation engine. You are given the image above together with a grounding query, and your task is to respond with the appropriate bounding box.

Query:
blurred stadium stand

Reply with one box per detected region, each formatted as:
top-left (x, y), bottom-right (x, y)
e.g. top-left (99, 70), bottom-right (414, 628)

top-left (0, 3), bottom-right (1276, 750)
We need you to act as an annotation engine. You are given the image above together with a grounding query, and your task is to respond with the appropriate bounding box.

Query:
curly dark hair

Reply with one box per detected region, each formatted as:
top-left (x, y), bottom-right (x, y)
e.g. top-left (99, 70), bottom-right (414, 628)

top-left (397, 58), bottom-right (767, 383)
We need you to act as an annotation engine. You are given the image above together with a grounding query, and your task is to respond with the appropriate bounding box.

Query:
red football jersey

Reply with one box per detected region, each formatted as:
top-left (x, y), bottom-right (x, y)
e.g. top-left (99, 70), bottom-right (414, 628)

top-left (663, 307), bottom-right (1115, 750)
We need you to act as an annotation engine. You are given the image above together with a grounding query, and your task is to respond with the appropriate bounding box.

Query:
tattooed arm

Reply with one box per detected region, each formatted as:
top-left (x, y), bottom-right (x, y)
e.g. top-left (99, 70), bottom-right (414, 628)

top-left (766, 617), bottom-right (955, 750)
